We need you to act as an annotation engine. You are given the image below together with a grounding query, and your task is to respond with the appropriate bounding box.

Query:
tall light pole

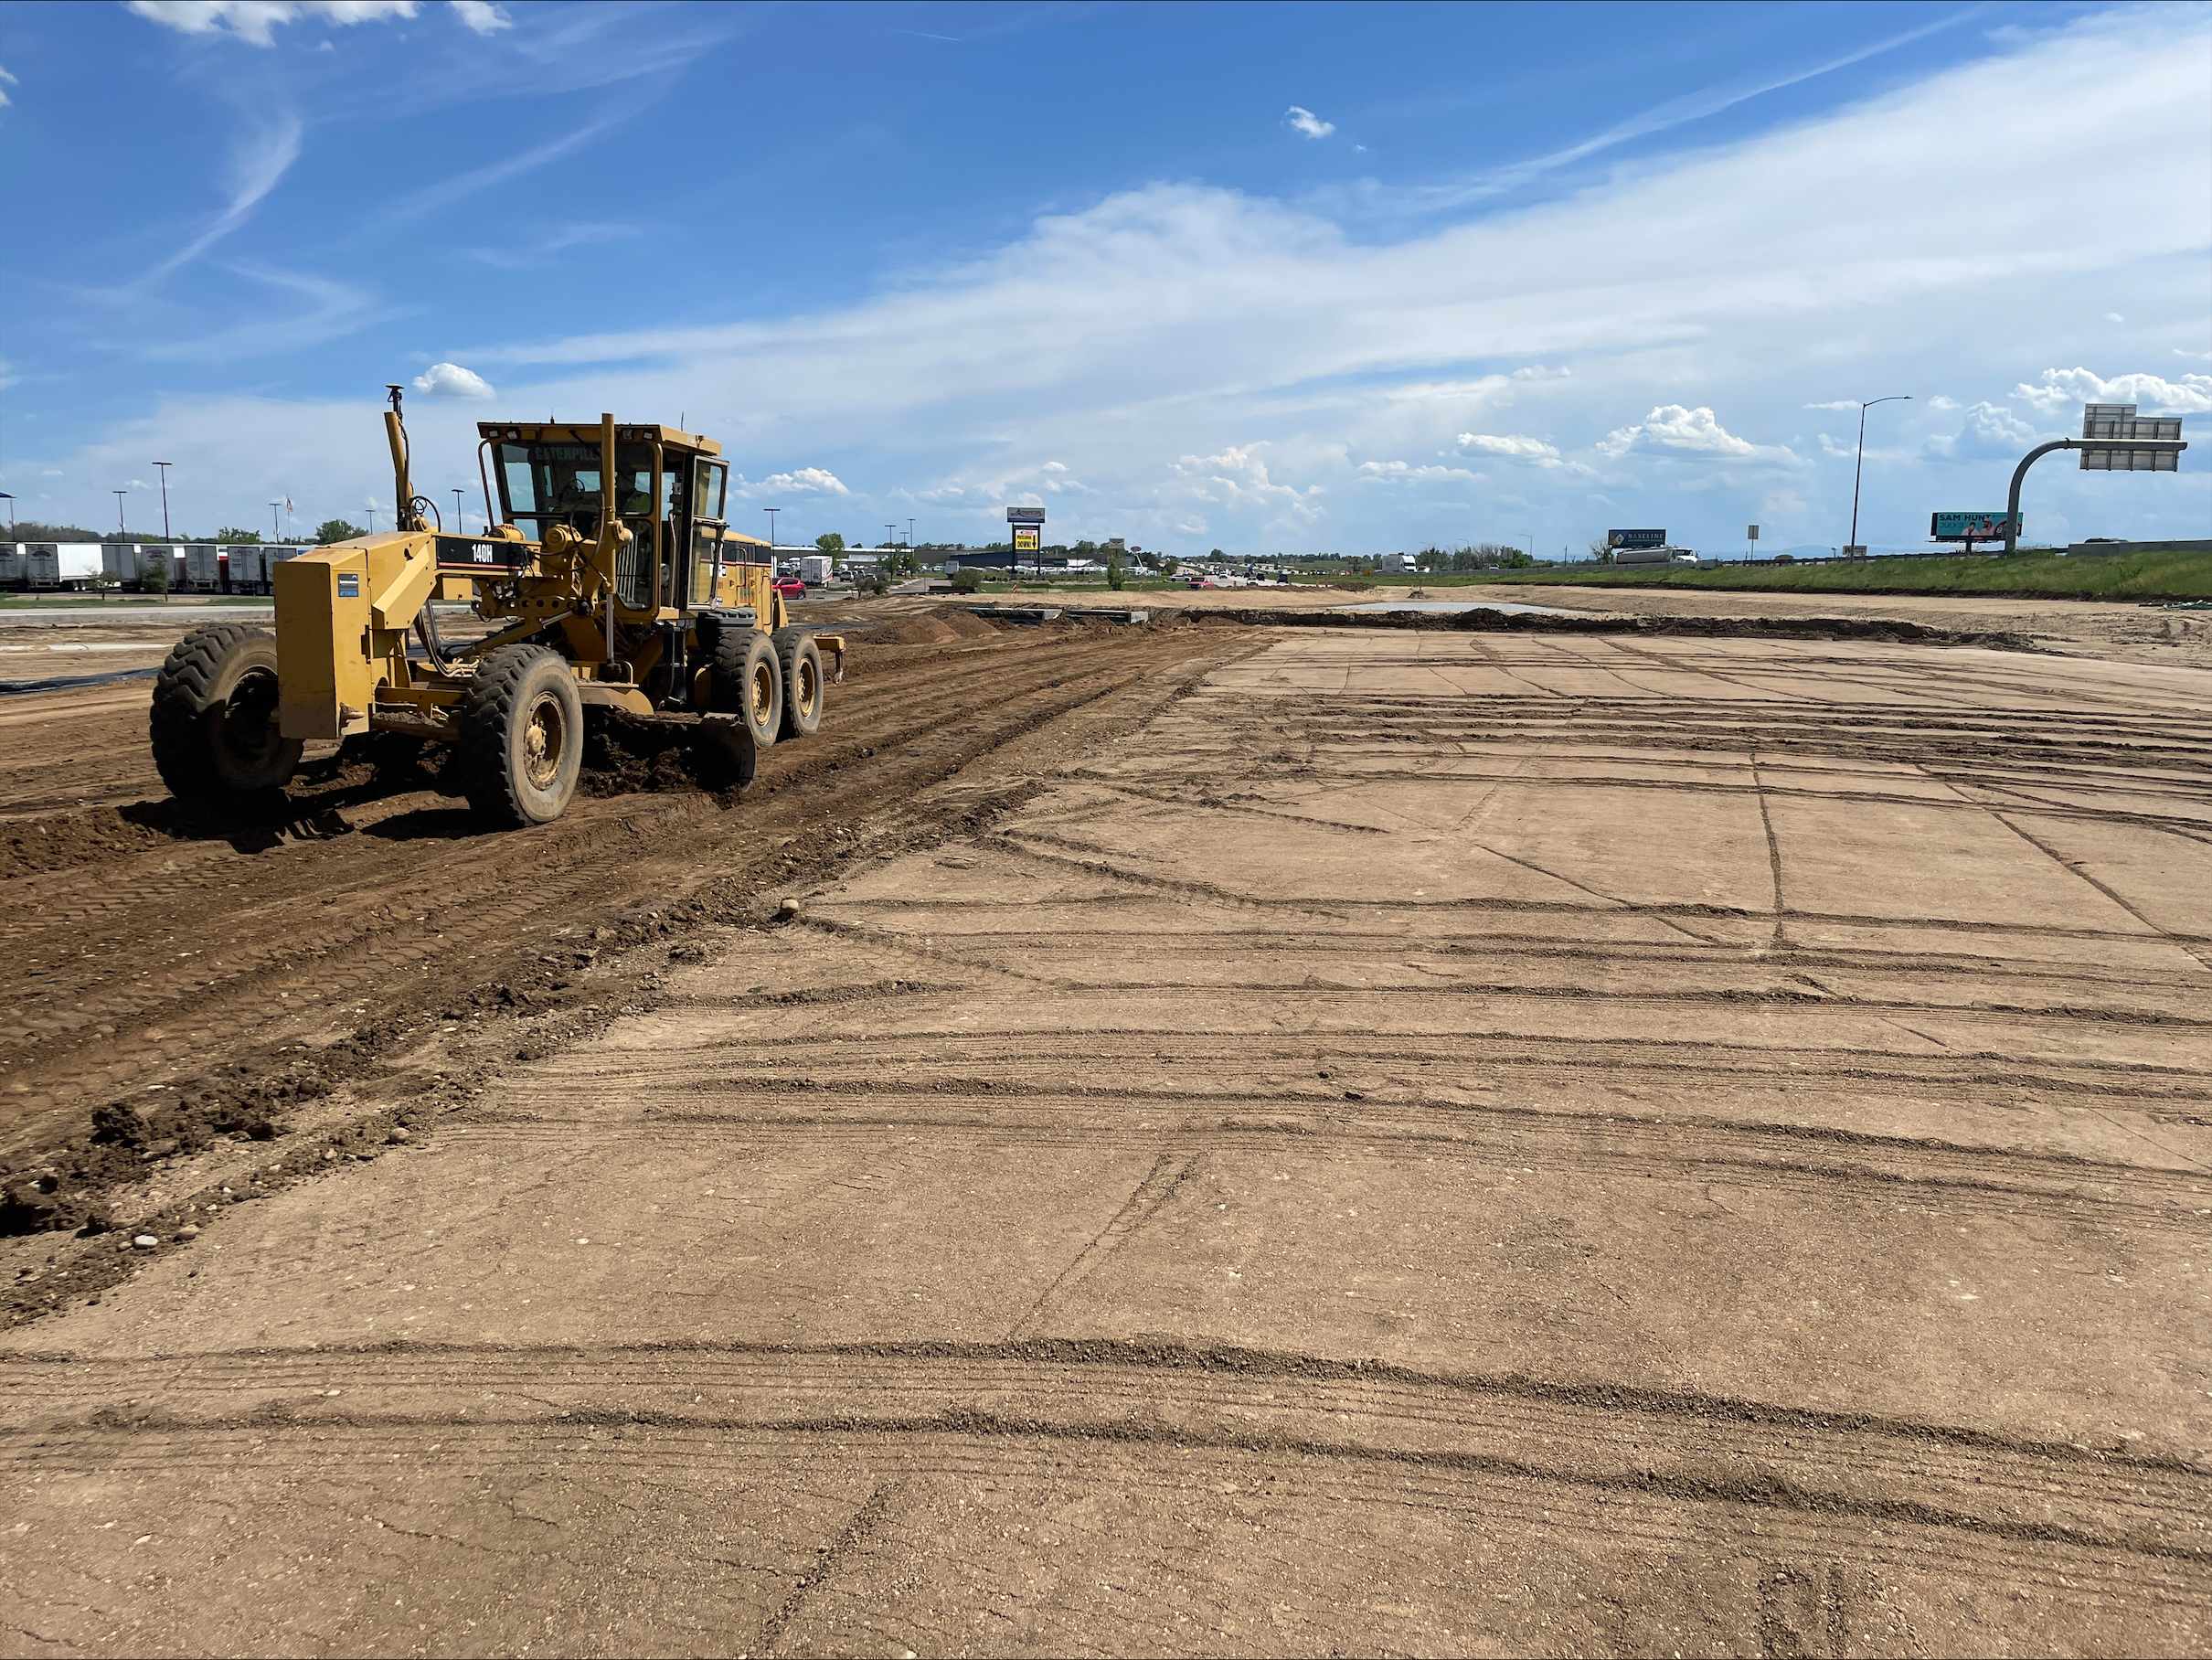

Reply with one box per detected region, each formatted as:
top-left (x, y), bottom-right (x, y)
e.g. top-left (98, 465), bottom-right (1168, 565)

top-left (271, 501), bottom-right (283, 543)
top-left (1847, 395), bottom-right (1910, 557)
top-left (452, 488), bottom-right (465, 533)
top-left (113, 489), bottom-right (128, 535)
top-left (907, 517), bottom-right (915, 550)
top-left (764, 506), bottom-right (780, 555)
top-left (154, 462), bottom-right (174, 539)
top-left (0, 493), bottom-right (13, 535)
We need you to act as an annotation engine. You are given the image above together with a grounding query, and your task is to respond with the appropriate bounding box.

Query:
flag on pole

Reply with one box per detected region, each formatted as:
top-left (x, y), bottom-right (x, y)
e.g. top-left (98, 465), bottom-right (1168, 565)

top-left (283, 497), bottom-right (293, 514)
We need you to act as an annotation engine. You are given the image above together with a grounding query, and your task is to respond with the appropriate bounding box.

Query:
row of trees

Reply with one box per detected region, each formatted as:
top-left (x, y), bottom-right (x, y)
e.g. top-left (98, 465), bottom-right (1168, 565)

top-left (1413, 543), bottom-right (1536, 571)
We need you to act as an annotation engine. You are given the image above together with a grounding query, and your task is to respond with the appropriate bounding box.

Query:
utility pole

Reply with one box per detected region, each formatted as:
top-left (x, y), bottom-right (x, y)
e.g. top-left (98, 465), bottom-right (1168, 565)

top-left (1848, 396), bottom-right (1910, 556)
top-left (154, 462), bottom-right (173, 539)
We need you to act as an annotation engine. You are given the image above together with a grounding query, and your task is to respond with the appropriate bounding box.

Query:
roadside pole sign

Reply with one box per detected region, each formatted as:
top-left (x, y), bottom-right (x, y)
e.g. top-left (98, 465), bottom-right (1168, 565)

top-left (1747, 524), bottom-right (1759, 560)
top-left (1007, 505), bottom-right (1046, 569)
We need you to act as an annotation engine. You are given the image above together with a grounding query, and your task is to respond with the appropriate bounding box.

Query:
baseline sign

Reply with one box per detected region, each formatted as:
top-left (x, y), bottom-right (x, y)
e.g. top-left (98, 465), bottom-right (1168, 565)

top-left (1607, 528), bottom-right (1666, 550)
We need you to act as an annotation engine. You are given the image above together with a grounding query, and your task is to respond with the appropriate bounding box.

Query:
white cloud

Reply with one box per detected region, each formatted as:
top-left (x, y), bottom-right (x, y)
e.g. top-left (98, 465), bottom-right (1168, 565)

top-left (1357, 461), bottom-right (1481, 484)
top-left (1170, 445), bottom-right (1321, 524)
top-left (1926, 395), bottom-right (1960, 410)
top-left (412, 361), bottom-right (495, 399)
top-left (126, 1), bottom-right (420, 48)
top-left (2105, 312), bottom-right (2124, 323)
top-left (1802, 400), bottom-right (1862, 411)
top-left (1285, 106), bottom-right (1335, 140)
top-left (2012, 367), bottom-right (2212, 414)
top-left (0, 62), bottom-right (17, 109)
top-left (450, 0), bottom-right (509, 33)
top-left (741, 468), bottom-right (849, 497)
top-left (1455, 432), bottom-right (1562, 463)
top-left (1598, 406), bottom-right (1792, 462)
top-left (1964, 401), bottom-right (2037, 446)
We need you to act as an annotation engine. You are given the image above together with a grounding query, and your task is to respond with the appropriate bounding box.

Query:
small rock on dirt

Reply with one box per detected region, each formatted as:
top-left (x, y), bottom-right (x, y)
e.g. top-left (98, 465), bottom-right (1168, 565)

top-left (132, 1234), bottom-right (158, 1250)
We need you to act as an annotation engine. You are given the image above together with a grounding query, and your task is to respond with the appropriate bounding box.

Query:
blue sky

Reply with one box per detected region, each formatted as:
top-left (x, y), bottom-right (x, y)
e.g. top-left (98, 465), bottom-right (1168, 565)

top-left (2, 0), bottom-right (2207, 554)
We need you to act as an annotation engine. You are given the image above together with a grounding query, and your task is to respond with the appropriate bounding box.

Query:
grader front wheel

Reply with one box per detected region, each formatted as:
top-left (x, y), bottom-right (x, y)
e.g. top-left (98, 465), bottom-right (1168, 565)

top-left (458, 645), bottom-right (584, 827)
top-left (711, 629), bottom-right (783, 750)
top-left (773, 628), bottom-right (824, 740)
top-left (149, 623), bottom-right (303, 798)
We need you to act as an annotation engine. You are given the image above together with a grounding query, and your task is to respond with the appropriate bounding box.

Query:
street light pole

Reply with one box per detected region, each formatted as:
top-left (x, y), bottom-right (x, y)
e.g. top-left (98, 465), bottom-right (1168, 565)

top-left (113, 489), bottom-right (128, 535)
top-left (764, 506), bottom-right (780, 556)
top-left (0, 493), bottom-right (14, 535)
top-left (271, 502), bottom-right (282, 543)
top-left (1847, 395), bottom-right (1911, 556)
top-left (452, 488), bottom-right (464, 534)
top-left (154, 462), bottom-right (173, 539)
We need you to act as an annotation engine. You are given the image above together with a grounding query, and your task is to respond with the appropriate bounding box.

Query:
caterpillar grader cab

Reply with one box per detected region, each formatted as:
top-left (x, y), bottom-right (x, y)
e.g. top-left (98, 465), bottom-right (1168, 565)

top-left (148, 389), bottom-right (842, 826)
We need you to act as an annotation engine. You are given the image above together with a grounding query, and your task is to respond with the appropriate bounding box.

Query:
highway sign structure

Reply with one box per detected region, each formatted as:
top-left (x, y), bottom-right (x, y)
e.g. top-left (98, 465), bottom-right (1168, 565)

top-left (2005, 406), bottom-right (2185, 553)
top-left (2080, 403), bottom-right (2184, 471)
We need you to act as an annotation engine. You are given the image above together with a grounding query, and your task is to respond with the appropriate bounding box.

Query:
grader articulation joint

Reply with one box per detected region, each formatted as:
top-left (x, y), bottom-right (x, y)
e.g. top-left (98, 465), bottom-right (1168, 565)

top-left (148, 396), bottom-right (842, 827)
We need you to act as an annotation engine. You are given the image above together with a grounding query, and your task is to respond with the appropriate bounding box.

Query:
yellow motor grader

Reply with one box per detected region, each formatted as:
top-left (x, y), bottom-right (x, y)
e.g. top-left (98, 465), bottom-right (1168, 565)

top-left (149, 388), bottom-right (841, 826)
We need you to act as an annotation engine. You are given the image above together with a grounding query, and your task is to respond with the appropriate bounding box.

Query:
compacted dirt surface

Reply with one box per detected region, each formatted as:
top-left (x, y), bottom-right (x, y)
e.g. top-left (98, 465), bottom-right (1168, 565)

top-left (2, 601), bottom-right (2209, 1655)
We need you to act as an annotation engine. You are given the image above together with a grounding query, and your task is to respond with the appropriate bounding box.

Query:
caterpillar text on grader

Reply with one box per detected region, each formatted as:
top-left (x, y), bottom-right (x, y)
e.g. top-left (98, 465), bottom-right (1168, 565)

top-left (150, 389), bottom-right (842, 826)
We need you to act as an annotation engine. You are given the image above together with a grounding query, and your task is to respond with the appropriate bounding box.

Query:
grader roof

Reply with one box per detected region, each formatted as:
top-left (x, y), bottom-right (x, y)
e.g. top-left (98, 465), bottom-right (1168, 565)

top-left (477, 420), bottom-right (723, 456)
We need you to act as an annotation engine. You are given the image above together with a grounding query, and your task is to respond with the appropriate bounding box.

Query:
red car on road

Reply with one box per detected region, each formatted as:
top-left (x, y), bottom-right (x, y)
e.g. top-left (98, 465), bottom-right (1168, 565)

top-left (772, 576), bottom-right (806, 600)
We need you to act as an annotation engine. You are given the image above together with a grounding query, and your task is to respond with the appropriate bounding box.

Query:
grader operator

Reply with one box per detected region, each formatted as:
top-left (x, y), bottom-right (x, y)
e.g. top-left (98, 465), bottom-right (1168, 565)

top-left (148, 389), bottom-right (841, 826)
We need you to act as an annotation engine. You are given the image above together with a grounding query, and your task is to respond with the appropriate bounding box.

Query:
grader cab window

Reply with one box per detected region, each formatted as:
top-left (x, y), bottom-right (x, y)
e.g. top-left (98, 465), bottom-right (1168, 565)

top-left (688, 459), bottom-right (730, 607)
top-left (495, 442), bottom-right (669, 535)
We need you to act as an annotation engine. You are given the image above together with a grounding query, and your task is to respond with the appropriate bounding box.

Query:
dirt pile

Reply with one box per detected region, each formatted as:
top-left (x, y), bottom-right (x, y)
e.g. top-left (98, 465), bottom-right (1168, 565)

top-left (1202, 605), bottom-right (2043, 650)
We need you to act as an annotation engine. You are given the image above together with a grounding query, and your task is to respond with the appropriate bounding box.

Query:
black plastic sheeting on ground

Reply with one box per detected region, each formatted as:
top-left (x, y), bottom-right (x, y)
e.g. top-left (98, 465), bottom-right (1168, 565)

top-left (0, 665), bottom-right (161, 697)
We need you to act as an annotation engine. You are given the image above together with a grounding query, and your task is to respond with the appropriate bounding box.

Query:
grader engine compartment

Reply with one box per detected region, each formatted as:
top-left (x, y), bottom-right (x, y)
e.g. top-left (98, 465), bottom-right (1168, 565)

top-left (148, 395), bottom-right (842, 828)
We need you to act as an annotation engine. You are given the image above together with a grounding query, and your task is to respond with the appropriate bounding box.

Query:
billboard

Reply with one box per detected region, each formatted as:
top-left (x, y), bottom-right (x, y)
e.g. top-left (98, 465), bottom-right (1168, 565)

top-left (1005, 506), bottom-right (1046, 524)
top-left (1930, 511), bottom-right (2019, 542)
top-left (1607, 527), bottom-right (1666, 549)
top-left (1012, 524), bottom-right (1041, 553)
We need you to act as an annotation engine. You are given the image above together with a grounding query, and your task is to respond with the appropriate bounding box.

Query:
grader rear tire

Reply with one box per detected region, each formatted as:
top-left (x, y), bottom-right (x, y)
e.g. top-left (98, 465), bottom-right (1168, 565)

top-left (458, 645), bottom-right (583, 828)
top-left (772, 628), bottom-right (824, 740)
top-left (710, 628), bottom-right (782, 750)
top-left (149, 622), bottom-right (303, 798)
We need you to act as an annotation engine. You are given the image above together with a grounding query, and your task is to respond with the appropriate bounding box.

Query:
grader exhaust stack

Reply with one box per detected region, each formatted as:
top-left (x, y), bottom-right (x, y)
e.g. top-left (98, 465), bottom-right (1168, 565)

top-left (146, 399), bottom-right (844, 829)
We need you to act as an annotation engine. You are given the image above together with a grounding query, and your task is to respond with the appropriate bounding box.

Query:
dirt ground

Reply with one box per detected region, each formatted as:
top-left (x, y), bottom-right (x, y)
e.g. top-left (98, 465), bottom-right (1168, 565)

top-left (1, 597), bottom-right (2208, 1656)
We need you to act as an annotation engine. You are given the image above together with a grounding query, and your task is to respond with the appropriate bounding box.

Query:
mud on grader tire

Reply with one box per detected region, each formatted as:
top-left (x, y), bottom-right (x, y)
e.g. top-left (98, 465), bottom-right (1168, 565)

top-left (457, 644), bottom-right (586, 829)
top-left (149, 623), bottom-right (304, 798)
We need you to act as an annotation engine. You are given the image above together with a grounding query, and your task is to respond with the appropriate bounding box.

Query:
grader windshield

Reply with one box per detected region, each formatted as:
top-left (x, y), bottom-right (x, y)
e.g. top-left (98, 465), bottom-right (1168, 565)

top-left (493, 436), bottom-right (739, 610)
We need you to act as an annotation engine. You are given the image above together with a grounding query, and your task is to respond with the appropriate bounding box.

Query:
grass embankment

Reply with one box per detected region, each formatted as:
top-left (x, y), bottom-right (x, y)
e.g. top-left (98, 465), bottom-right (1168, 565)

top-left (1436, 548), bottom-right (2212, 601)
